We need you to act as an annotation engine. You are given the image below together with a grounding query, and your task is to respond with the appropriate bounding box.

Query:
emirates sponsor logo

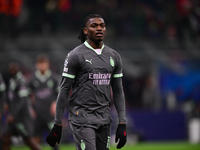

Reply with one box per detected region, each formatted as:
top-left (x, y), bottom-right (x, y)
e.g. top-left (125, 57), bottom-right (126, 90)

top-left (89, 72), bottom-right (111, 85)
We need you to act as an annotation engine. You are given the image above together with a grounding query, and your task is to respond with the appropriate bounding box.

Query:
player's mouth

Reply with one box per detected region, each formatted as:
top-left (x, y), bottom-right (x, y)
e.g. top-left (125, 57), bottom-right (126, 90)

top-left (96, 32), bottom-right (103, 37)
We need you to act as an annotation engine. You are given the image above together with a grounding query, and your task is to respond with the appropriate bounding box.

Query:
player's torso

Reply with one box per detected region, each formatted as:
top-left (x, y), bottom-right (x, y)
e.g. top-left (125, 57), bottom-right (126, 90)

top-left (68, 45), bottom-right (117, 124)
top-left (8, 73), bottom-right (29, 114)
top-left (75, 47), bottom-right (115, 87)
top-left (30, 74), bottom-right (57, 118)
top-left (30, 74), bottom-right (57, 101)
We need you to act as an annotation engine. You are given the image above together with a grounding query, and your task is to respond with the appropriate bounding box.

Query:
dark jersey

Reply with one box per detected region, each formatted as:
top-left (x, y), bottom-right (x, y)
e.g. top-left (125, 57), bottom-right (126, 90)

top-left (0, 73), bottom-right (6, 113)
top-left (28, 70), bottom-right (59, 122)
top-left (55, 41), bottom-right (126, 126)
top-left (7, 72), bottom-right (32, 122)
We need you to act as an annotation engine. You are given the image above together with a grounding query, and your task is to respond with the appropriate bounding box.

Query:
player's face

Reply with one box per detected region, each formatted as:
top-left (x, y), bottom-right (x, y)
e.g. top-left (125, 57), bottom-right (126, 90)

top-left (9, 63), bottom-right (19, 77)
top-left (36, 61), bottom-right (49, 74)
top-left (84, 17), bottom-right (106, 43)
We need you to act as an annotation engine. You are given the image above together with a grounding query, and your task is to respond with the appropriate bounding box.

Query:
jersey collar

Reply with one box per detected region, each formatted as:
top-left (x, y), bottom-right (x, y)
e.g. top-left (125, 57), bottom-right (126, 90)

top-left (35, 69), bottom-right (51, 82)
top-left (84, 41), bottom-right (104, 55)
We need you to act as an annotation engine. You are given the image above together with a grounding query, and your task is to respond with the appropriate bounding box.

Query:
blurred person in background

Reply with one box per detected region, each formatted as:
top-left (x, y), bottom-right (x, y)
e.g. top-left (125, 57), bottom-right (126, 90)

top-left (28, 54), bottom-right (59, 150)
top-left (3, 62), bottom-right (41, 150)
top-left (0, 73), bottom-right (6, 149)
top-left (46, 14), bottom-right (127, 150)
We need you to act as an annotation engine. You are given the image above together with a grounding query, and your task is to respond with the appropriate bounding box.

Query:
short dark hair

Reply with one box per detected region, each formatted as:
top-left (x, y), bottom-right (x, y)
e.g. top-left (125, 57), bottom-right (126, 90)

top-left (36, 54), bottom-right (49, 63)
top-left (77, 14), bottom-right (103, 44)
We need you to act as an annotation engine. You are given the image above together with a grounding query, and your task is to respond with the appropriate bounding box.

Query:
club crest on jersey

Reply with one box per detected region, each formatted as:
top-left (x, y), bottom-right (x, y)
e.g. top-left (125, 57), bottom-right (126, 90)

top-left (110, 57), bottom-right (114, 67)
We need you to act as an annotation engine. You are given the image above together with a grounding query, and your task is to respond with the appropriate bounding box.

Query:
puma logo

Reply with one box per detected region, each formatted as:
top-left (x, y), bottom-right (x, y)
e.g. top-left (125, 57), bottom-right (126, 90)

top-left (86, 59), bottom-right (92, 64)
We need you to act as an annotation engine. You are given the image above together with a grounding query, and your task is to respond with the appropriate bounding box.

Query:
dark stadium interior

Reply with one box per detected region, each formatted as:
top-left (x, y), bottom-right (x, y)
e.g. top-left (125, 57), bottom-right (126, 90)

top-left (1, 0), bottom-right (200, 146)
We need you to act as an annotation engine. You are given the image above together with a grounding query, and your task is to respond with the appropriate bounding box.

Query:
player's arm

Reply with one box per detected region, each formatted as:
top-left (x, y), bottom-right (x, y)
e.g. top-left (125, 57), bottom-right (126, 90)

top-left (111, 52), bottom-right (126, 124)
top-left (46, 76), bottom-right (74, 147)
top-left (54, 51), bottom-right (78, 125)
top-left (46, 50), bottom-right (78, 147)
top-left (111, 77), bottom-right (126, 124)
top-left (0, 75), bottom-right (6, 114)
top-left (111, 77), bottom-right (127, 149)
top-left (111, 52), bottom-right (127, 149)
top-left (54, 76), bottom-right (73, 125)
top-left (9, 84), bottom-right (29, 122)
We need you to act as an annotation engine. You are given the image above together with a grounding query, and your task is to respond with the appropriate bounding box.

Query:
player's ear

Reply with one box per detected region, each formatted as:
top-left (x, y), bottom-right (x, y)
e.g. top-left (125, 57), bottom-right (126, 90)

top-left (83, 27), bottom-right (88, 35)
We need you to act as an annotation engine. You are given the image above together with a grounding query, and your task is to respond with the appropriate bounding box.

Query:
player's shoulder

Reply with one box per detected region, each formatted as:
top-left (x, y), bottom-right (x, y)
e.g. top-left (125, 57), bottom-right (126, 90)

top-left (104, 45), bottom-right (121, 57)
top-left (16, 73), bottom-right (28, 86)
top-left (72, 43), bottom-right (86, 52)
top-left (66, 43), bottom-right (87, 60)
top-left (74, 43), bottom-right (86, 50)
top-left (27, 71), bottom-right (41, 86)
top-left (66, 43), bottom-right (83, 54)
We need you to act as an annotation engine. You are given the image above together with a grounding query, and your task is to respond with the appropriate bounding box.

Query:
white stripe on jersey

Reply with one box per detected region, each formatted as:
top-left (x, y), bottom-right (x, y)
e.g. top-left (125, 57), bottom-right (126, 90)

top-left (113, 73), bottom-right (123, 78)
top-left (62, 73), bottom-right (75, 79)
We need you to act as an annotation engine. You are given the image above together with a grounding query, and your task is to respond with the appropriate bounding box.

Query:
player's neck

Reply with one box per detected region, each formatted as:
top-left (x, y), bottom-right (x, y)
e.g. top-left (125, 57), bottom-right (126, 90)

top-left (87, 40), bottom-right (103, 49)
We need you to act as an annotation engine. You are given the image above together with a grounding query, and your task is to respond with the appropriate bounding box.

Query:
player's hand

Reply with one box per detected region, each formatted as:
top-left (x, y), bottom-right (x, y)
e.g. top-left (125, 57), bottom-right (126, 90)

top-left (46, 124), bottom-right (62, 147)
top-left (115, 124), bottom-right (127, 149)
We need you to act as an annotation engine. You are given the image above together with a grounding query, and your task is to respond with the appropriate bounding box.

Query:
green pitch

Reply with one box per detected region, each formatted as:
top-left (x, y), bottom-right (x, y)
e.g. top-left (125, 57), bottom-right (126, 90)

top-left (11, 142), bottom-right (200, 150)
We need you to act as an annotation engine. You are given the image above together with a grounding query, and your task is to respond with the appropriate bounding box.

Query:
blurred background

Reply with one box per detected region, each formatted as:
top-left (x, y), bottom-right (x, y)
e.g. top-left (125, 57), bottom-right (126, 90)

top-left (1, 0), bottom-right (200, 147)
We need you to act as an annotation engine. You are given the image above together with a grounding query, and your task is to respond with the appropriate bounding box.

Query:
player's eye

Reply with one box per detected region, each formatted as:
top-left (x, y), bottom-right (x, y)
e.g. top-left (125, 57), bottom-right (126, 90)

top-left (101, 24), bottom-right (105, 28)
top-left (91, 24), bottom-right (96, 28)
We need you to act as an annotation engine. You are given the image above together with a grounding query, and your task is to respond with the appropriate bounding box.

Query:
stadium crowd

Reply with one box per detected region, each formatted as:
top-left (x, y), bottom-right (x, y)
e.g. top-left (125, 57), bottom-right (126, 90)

top-left (0, 0), bottom-right (200, 45)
